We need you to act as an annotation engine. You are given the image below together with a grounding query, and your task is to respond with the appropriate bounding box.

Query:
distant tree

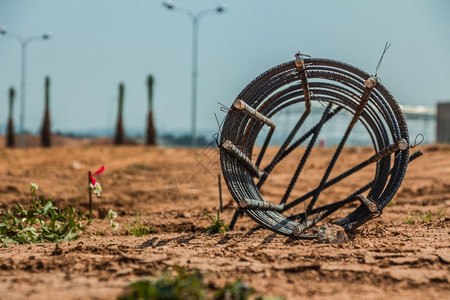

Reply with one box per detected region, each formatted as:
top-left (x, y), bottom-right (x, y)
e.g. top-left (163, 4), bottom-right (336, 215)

top-left (146, 75), bottom-right (157, 145)
top-left (114, 82), bottom-right (125, 145)
top-left (41, 76), bottom-right (51, 147)
top-left (6, 87), bottom-right (15, 148)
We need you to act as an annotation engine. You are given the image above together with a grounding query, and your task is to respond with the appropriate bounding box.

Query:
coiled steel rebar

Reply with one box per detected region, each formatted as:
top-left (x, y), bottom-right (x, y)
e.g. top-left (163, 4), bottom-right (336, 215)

top-left (220, 55), bottom-right (410, 238)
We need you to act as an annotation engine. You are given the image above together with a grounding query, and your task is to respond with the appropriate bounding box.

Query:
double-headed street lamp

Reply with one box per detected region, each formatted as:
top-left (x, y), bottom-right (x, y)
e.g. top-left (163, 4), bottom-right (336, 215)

top-left (163, 1), bottom-right (226, 147)
top-left (0, 26), bottom-right (51, 148)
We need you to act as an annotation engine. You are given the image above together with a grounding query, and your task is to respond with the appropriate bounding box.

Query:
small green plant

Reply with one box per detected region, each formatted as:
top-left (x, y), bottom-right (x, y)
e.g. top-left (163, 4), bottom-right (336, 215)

top-left (417, 210), bottom-right (432, 222)
top-left (405, 216), bottom-right (415, 225)
top-left (118, 266), bottom-right (205, 300)
top-left (125, 215), bottom-right (153, 237)
top-left (215, 279), bottom-right (254, 300)
top-left (0, 183), bottom-right (87, 246)
top-left (204, 211), bottom-right (229, 235)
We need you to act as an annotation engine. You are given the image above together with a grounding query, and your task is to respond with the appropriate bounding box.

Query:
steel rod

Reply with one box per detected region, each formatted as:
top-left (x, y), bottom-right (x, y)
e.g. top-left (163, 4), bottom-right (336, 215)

top-left (234, 99), bottom-right (276, 128)
top-left (292, 212), bottom-right (325, 236)
top-left (354, 194), bottom-right (378, 213)
top-left (239, 198), bottom-right (285, 212)
top-left (295, 54), bottom-right (311, 109)
top-left (218, 174), bottom-right (223, 212)
top-left (222, 140), bottom-right (265, 178)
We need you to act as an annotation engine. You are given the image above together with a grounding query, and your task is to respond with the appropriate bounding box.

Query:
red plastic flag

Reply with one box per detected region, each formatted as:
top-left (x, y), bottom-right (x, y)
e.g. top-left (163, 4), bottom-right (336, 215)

top-left (90, 165), bottom-right (105, 185)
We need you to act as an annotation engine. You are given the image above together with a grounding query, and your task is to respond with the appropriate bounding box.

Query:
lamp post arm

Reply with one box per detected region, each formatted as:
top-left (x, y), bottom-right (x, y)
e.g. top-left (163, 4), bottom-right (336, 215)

top-left (4, 31), bottom-right (23, 44)
top-left (23, 35), bottom-right (46, 47)
top-left (171, 6), bottom-right (195, 21)
top-left (196, 9), bottom-right (220, 21)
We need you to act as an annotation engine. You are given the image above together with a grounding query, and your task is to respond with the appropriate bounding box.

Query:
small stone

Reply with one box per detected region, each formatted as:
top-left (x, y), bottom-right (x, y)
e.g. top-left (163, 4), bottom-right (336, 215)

top-left (436, 249), bottom-right (450, 264)
top-left (318, 224), bottom-right (349, 244)
top-left (116, 268), bottom-right (133, 276)
top-left (71, 161), bottom-right (83, 169)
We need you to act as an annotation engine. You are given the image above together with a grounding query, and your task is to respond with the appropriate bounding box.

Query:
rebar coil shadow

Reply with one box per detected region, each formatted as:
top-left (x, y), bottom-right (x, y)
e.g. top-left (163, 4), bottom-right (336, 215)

top-left (219, 55), bottom-right (410, 238)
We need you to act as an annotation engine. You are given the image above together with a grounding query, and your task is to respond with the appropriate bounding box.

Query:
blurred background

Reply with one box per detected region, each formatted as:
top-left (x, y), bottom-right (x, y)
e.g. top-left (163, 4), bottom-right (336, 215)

top-left (0, 0), bottom-right (449, 146)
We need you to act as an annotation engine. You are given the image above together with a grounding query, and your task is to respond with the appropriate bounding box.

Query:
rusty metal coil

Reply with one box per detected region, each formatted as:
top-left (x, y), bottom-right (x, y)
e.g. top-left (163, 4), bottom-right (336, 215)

top-left (220, 56), bottom-right (410, 238)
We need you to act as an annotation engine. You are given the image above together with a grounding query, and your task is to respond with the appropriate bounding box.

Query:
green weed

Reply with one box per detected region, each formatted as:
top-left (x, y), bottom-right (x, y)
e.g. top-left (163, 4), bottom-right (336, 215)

top-left (437, 208), bottom-right (446, 220)
top-left (125, 216), bottom-right (153, 237)
top-left (204, 211), bottom-right (229, 235)
top-left (405, 208), bottom-right (446, 225)
top-left (0, 184), bottom-right (86, 246)
top-left (417, 210), bottom-right (432, 222)
top-left (118, 266), bottom-right (205, 300)
top-left (405, 216), bottom-right (415, 225)
top-left (215, 279), bottom-right (253, 300)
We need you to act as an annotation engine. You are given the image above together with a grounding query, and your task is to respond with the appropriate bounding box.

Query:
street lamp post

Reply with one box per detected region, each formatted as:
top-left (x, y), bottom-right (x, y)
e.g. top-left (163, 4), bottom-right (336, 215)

top-left (0, 26), bottom-right (51, 148)
top-left (163, 1), bottom-right (226, 147)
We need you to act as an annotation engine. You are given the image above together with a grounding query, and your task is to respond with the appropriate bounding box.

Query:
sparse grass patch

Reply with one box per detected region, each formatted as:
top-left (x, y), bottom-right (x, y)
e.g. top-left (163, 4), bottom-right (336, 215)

top-left (204, 211), bottom-right (229, 235)
top-left (405, 208), bottom-right (446, 225)
top-left (417, 210), bottom-right (432, 222)
top-left (125, 215), bottom-right (153, 237)
top-left (405, 216), bottom-right (415, 225)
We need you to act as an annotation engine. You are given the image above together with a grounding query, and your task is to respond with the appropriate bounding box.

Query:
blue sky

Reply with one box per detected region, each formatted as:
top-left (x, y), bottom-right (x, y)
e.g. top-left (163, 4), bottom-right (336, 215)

top-left (0, 0), bottom-right (449, 136)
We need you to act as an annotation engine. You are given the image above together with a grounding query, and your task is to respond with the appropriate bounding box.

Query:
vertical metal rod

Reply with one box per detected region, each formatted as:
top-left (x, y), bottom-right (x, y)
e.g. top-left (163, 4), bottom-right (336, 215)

top-left (88, 171), bottom-right (93, 220)
top-left (218, 174), bottom-right (223, 212)
top-left (19, 43), bottom-right (26, 148)
top-left (229, 209), bottom-right (240, 230)
top-left (190, 18), bottom-right (198, 147)
top-left (295, 53), bottom-right (311, 109)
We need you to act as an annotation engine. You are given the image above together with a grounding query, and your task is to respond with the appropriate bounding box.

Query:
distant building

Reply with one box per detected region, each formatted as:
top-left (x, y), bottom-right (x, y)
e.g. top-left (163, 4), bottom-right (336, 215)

top-left (437, 102), bottom-right (450, 143)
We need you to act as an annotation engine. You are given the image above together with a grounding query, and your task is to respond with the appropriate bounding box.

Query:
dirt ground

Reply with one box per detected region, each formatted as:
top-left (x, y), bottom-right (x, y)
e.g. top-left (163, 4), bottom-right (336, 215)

top-left (0, 138), bottom-right (449, 299)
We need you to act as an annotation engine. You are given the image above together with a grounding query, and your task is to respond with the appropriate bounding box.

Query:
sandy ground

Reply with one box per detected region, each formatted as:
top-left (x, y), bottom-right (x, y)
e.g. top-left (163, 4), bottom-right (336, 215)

top-left (0, 139), bottom-right (449, 299)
